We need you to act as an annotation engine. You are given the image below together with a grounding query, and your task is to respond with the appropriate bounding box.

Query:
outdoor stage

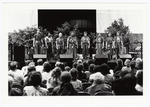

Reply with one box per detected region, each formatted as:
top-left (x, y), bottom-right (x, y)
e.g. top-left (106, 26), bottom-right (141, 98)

top-left (32, 53), bottom-right (136, 70)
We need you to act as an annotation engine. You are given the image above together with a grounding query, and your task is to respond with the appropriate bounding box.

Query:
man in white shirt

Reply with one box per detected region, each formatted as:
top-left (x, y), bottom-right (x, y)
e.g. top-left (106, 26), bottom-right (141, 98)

top-left (36, 59), bottom-right (43, 73)
top-left (8, 61), bottom-right (24, 85)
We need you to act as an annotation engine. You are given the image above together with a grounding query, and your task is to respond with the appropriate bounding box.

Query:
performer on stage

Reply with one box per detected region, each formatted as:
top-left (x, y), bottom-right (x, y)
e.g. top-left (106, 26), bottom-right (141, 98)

top-left (81, 31), bottom-right (90, 59)
top-left (114, 31), bottom-right (123, 58)
top-left (106, 33), bottom-right (113, 60)
top-left (56, 32), bottom-right (64, 59)
top-left (67, 31), bottom-right (78, 60)
top-left (95, 33), bottom-right (104, 55)
top-left (33, 30), bottom-right (42, 54)
top-left (45, 32), bottom-right (53, 60)
top-left (123, 31), bottom-right (130, 54)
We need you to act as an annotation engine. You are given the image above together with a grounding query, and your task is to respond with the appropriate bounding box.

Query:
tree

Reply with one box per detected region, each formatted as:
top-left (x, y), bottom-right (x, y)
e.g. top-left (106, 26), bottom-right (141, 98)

top-left (105, 18), bottom-right (130, 37)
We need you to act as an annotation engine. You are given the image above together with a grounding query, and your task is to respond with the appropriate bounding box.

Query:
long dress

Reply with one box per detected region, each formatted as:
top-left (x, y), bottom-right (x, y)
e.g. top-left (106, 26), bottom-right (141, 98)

top-left (45, 36), bottom-right (53, 59)
top-left (96, 36), bottom-right (104, 55)
top-left (107, 37), bottom-right (113, 60)
top-left (67, 36), bottom-right (78, 59)
top-left (81, 36), bottom-right (90, 59)
top-left (33, 34), bottom-right (42, 54)
top-left (114, 36), bottom-right (123, 58)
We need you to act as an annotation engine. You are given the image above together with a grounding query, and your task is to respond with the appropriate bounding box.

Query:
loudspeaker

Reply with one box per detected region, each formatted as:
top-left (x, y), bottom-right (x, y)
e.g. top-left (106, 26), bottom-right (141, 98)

top-left (118, 54), bottom-right (132, 62)
top-left (60, 54), bottom-right (73, 62)
top-left (94, 54), bottom-right (108, 65)
top-left (33, 54), bottom-right (47, 59)
top-left (33, 54), bottom-right (47, 64)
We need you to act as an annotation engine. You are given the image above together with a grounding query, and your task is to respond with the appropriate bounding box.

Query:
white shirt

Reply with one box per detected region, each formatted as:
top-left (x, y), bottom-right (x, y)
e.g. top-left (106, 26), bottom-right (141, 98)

top-left (36, 65), bottom-right (43, 73)
top-left (8, 69), bottom-right (24, 84)
top-left (23, 86), bottom-right (48, 96)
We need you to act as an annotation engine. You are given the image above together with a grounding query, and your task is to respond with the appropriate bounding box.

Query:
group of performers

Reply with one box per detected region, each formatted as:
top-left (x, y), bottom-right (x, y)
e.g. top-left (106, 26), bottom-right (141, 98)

top-left (32, 29), bottom-right (130, 61)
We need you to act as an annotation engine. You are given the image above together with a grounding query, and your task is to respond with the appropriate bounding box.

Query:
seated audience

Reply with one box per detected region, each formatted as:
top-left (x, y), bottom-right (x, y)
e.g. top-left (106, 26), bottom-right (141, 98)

top-left (122, 59), bottom-right (131, 72)
top-left (86, 72), bottom-right (112, 95)
top-left (72, 62), bottom-right (77, 68)
top-left (76, 64), bottom-right (87, 81)
top-left (99, 63), bottom-right (113, 85)
top-left (65, 66), bottom-right (71, 72)
top-left (112, 73), bottom-right (141, 95)
top-left (85, 64), bottom-right (95, 80)
top-left (23, 72), bottom-right (48, 96)
top-left (36, 59), bottom-right (43, 73)
top-left (52, 71), bottom-right (78, 95)
top-left (69, 68), bottom-right (82, 91)
top-left (135, 70), bottom-right (143, 93)
top-left (113, 59), bottom-right (123, 79)
top-left (46, 67), bottom-right (61, 89)
top-left (9, 82), bottom-right (23, 96)
top-left (42, 61), bottom-right (52, 83)
top-left (8, 61), bottom-right (24, 86)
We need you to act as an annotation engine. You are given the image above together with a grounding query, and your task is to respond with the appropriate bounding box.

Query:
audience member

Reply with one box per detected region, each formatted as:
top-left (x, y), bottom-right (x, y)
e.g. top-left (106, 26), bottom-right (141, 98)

top-left (36, 59), bottom-right (43, 73)
top-left (8, 61), bottom-right (24, 86)
top-left (23, 72), bottom-right (48, 96)
top-left (47, 67), bottom-right (61, 89)
top-left (135, 70), bottom-right (143, 94)
top-left (86, 72), bottom-right (112, 95)
top-left (69, 68), bottom-right (82, 91)
top-left (99, 63), bottom-right (113, 85)
top-left (52, 72), bottom-right (78, 95)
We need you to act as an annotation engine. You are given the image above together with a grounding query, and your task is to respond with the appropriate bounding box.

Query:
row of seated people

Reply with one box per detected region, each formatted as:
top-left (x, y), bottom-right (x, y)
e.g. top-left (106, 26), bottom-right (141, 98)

top-left (8, 58), bottom-right (143, 96)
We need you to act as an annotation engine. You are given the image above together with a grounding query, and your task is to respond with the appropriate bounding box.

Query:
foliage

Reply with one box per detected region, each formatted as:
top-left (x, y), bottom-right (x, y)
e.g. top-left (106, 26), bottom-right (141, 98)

top-left (8, 27), bottom-right (37, 46)
top-left (105, 18), bottom-right (130, 37)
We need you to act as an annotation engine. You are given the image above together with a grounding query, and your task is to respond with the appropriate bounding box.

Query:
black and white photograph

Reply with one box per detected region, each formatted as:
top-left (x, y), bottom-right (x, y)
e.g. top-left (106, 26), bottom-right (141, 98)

top-left (1, 1), bottom-right (149, 106)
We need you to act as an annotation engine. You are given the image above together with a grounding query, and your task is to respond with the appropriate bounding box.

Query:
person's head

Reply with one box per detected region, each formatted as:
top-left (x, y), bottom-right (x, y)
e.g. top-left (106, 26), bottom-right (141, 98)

top-left (72, 62), bottom-right (77, 68)
top-left (43, 61), bottom-right (51, 73)
top-left (77, 60), bottom-right (82, 65)
top-left (65, 66), bottom-right (71, 72)
top-left (93, 73), bottom-right (105, 85)
top-left (69, 68), bottom-right (78, 81)
top-left (25, 60), bottom-right (31, 66)
top-left (124, 59), bottom-right (131, 67)
top-left (9, 61), bottom-right (17, 71)
top-left (89, 64), bottom-right (95, 74)
top-left (60, 71), bottom-right (72, 83)
top-left (116, 31), bottom-right (120, 36)
top-left (59, 62), bottom-right (65, 71)
top-left (70, 31), bottom-right (75, 37)
top-left (108, 33), bottom-right (111, 37)
top-left (28, 66), bottom-right (36, 74)
top-left (28, 61), bottom-right (35, 67)
top-left (55, 61), bottom-right (61, 67)
top-left (83, 61), bottom-right (89, 71)
top-left (99, 63), bottom-right (110, 75)
top-left (116, 59), bottom-right (123, 68)
top-left (137, 61), bottom-right (143, 70)
top-left (14, 61), bottom-right (20, 69)
top-left (37, 59), bottom-right (43, 65)
top-left (136, 70), bottom-right (143, 87)
top-left (51, 67), bottom-right (62, 79)
top-left (76, 64), bottom-right (83, 72)
top-left (130, 61), bottom-right (136, 69)
top-left (98, 33), bottom-right (101, 37)
top-left (30, 72), bottom-right (42, 87)
top-left (123, 73), bottom-right (137, 89)
top-left (59, 32), bottom-right (63, 38)
top-left (48, 32), bottom-right (52, 37)
top-left (93, 65), bottom-right (100, 73)
top-left (9, 82), bottom-right (23, 96)
top-left (135, 58), bottom-right (142, 69)
top-left (84, 31), bottom-right (88, 36)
